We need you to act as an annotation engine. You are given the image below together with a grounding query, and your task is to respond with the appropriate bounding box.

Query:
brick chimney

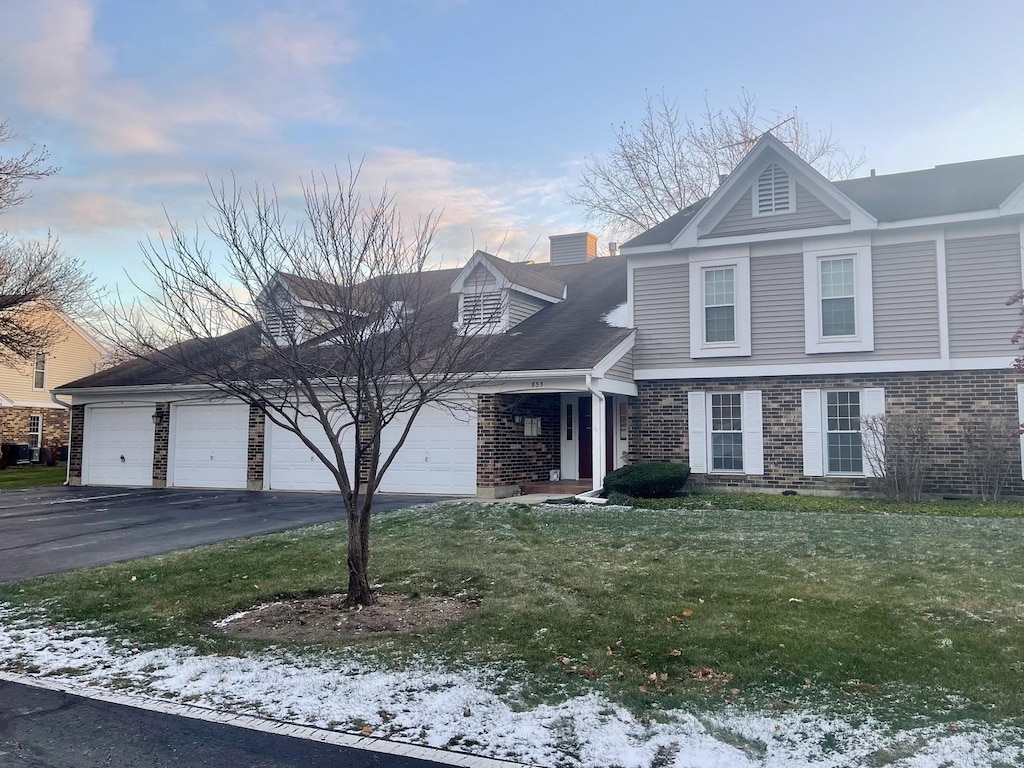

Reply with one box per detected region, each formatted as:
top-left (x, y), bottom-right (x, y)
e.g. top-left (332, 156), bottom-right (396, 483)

top-left (548, 232), bottom-right (597, 266)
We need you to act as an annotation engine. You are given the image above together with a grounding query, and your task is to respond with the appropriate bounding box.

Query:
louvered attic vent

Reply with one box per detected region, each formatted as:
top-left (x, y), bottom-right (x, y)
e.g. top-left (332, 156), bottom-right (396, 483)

top-left (263, 303), bottom-right (298, 343)
top-left (755, 162), bottom-right (793, 216)
top-left (462, 291), bottom-right (503, 332)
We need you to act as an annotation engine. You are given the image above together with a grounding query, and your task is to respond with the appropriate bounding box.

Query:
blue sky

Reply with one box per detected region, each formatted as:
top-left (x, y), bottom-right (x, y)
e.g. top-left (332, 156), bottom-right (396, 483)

top-left (2, 0), bottom-right (1023, 292)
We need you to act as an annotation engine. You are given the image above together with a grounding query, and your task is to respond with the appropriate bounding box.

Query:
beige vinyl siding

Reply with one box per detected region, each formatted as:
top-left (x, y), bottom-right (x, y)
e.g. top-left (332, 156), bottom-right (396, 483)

top-left (872, 241), bottom-right (939, 358)
top-left (0, 314), bottom-right (103, 405)
top-left (508, 291), bottom-right (549, 327)
top-left (604, 349), bottom-right (633, 382)
top-left (750, 253), bottom-right (805, 362)
top-left (633, 262), bottom-right (689, 368)
top-left (704, 185), bottom-right (847, 239)
top-left (947, 234), bottom-right (1022, 357)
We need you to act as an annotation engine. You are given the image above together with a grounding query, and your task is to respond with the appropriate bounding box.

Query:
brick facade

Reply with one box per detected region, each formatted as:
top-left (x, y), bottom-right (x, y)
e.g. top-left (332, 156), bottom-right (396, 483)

top-left (0, 406), bottom-right (70, 469)
top-left (247, 405), bottom-right (265, 490)
top-left (476, 393), bottom-right (561, 497)
top-left (152, 403), bottom-right (170, 487)
top-left (630, 369), bottom-right (1024, 497)
top-left (68, 405), bottom-right (84, 484)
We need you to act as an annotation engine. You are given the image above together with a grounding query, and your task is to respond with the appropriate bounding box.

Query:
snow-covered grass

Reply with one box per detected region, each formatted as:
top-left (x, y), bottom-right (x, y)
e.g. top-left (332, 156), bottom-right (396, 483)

top-left (2, 501), bottom-right (1024, 765)
top-left (2, 603), bottom-right (1021, 767)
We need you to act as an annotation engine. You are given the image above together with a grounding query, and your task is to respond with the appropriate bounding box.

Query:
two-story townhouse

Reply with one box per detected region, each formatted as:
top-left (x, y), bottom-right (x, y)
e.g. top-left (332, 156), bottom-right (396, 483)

top-left (0, 310), bottom-right (105, 461)
top-left (622, 134), bottom-right (1024, 496)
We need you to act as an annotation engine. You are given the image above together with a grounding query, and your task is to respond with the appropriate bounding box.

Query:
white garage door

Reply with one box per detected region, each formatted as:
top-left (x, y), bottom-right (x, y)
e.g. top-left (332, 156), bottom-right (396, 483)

top-left (83, 406), bottom-right (154, 486)
top-left (267, 414), bottom-right (354, 492)
top-left (377, 402), bottom-right (476, 495)
top-left (170, 403), bottom-right (249, 489)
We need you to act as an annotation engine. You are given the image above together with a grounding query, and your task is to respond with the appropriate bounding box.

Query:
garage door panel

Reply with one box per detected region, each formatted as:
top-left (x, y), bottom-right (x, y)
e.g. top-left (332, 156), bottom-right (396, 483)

top-left (268, 413), bottom-right (354, 492)
top-left (377, 402), bottom-right (476, 495)
top-left (83, 407), bottom-right (154, 486)
top-left (171, 404), bottom-right (249, 489)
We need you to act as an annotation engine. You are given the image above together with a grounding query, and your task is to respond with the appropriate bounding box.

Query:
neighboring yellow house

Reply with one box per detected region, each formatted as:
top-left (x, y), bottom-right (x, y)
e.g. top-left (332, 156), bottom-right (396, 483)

top-left (0, 312), bottom-right (105, 462)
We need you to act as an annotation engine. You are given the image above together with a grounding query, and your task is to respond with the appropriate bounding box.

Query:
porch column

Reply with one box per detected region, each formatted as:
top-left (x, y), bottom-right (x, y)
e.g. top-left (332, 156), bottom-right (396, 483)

top-left (591, 390), bottom-right (606, 491)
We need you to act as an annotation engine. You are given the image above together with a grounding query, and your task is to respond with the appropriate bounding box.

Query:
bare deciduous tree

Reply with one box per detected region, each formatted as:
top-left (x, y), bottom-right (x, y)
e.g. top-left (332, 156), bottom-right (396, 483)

top-left (569, 90), bottom-right (864, 240)
top-left (102, 168), bottom-right (499, 606)
top-left (0, 118), bottom-right (93, 362)
top-left (862, 413), bottom-right (934, 502)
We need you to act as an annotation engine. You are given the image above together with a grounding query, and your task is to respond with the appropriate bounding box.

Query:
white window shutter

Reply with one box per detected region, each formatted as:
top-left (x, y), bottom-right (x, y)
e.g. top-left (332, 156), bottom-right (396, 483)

top-left (742, 390), bottom-right (764, 475)
top-left (801, 389), bottom-right (823, 477)
top-left (861, 387), bottom-right (886, 478)
top-left (1019, 384), bottom-right (1024, 479)
top-left (687, 391), bottom-right (707, 473)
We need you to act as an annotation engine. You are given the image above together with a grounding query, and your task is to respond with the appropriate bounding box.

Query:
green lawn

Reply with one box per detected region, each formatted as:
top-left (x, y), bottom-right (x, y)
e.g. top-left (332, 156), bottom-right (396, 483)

top-left (1, 500), bottom-right (1022, 727)
top-left (0, 464), bottom-right (66, 490)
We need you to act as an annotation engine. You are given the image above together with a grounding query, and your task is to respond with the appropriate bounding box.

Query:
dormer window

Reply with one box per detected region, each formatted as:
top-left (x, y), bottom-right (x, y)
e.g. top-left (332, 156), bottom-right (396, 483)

top-left (461, 291), bottom-right (504, 334)
top-left (753, 162), bottom-right (794, 217)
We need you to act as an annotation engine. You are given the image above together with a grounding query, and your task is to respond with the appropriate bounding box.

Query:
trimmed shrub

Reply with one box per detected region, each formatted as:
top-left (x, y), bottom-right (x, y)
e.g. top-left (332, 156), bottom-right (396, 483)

top-left (603, 462), bottom-right (690, 498)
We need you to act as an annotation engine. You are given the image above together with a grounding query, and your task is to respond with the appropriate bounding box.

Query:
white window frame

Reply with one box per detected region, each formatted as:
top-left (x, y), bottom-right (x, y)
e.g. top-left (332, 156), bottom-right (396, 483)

top-left (28, 414), bottom-right (42, 449)
top-left (802, 387), bottom-right (884, 477)
top-left (688, 389), bottom-right (763, 475)
top-left (752, 162), bottom-right (796, 218)
top-left (689, 248), bottom-right (751, 358)
top-left (803, 239), bottom-right (874, 354)
top-left (32, 352), bottom-right (46, 390)
top-left (708, 392), bottom-right (744, 474)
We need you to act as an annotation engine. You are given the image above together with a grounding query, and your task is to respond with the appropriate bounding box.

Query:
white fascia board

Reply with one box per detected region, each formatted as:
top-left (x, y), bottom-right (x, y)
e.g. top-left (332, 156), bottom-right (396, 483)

top-left (449, 252), bottom-right (513, 294)
top-left (7, 399), bottom-right (65, 409)
top-left (671, 135), bottom-right (877, 249)
top-left (54, 382), bottom-right (217, 397)
top-left (875, 209), bottom-right (1001, 230)
top-left (509, 284), bottom-right (562, 304)
top-left (998, 181), bottom-right (1024, 215)
top-left (634, 355), bottom-right (1018, 380)
top-left (691, 223), bottom-right (858, 249)
top-left (591, 331), bottom-right (636, 378)
top-left (619, 243), bottom-right (679, 255)
top-left (593, 378), bottom-right (638, 396)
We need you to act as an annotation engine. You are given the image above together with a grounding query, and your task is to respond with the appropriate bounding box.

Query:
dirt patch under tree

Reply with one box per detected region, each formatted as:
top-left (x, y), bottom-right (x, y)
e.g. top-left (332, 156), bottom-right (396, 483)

top-left (216, 593), bottom-right (481, 642)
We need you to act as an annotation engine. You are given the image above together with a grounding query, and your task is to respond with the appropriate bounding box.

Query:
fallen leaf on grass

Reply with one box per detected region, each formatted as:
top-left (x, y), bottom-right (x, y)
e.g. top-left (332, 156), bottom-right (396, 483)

top-left (667, 648), bottom-right (682, 656)
top-left (360, 725), bottom-right (373, 736)
top-left (579, 666), bottom-right (598, 679)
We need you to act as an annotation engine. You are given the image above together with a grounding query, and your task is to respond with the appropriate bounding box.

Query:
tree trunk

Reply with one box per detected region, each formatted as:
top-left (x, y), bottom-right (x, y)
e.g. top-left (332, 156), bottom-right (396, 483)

top-left (345, 497), bottom-right (375, 606)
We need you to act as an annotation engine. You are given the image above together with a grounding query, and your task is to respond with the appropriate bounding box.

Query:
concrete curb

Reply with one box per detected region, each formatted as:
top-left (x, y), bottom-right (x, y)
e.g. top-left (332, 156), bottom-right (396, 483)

top-left (0, 670), bottom-right (538, 768)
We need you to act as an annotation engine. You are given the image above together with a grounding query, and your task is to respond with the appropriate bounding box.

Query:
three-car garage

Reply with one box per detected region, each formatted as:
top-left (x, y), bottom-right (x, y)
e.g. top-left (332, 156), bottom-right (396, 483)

top-left (79, 399), bottom-right (477, 495)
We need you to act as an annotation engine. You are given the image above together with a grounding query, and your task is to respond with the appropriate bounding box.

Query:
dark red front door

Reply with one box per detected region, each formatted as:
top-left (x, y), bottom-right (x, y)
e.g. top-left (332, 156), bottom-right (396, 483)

top-left (578, 396), bottom-right (592, 479)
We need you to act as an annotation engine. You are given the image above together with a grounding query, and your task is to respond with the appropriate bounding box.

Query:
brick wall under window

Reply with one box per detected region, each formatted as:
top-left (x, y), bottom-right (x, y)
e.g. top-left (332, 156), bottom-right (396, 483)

top-left (630, 369), bottom-right (1024, 497)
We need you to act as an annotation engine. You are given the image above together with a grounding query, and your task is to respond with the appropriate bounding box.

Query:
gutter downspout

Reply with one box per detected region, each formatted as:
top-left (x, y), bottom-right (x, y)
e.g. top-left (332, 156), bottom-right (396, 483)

top-left (585, 374), bottom-right (606, 493)
top-left (50, 392), bottom-right (72, 485)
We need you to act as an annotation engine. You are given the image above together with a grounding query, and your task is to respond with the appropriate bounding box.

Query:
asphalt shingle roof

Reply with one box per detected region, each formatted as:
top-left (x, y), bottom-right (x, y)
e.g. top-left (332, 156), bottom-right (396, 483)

top-left (59, 256), bottom-right (629, 390)
top-left (623, 153), bottom-right (1024, 248)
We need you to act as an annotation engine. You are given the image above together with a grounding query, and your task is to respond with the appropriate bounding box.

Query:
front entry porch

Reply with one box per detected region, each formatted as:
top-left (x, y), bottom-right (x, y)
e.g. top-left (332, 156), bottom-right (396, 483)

top-left (475, 386), bottom-right (633, 499)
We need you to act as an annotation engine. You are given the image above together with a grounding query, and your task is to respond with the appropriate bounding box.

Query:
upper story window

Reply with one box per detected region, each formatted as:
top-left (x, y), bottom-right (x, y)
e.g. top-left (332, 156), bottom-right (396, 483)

top-left (820, 257), bottom-right (856, 337)
top-left (753, 162), bottom-right (794, 217)
top-left (703, 268), bottom-right (736, 344)
top-left (803, 239), bottom-right (874, 354)
top-left (461, 291), bottom-right (504, 334)
top-left (33, 353), bottom-right (46, 390)
top-left (688, 248), bottom-right (751, 358)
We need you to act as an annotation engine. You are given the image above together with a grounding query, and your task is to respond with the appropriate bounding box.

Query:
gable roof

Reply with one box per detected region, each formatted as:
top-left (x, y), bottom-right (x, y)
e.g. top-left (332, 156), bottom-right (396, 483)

top-left (623, 143), bottom-right (1024, 249)
top-left (58, 256), bottom-right (629, 390)
top-left (451, 250), bottom-right (566, 301)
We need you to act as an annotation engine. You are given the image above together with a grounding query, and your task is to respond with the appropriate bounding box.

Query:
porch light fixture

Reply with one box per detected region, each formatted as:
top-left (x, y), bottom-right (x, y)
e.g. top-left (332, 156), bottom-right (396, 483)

top-left (152, 410), bottom-right (167, 426)
top-left (512, 414), bottom-right (525, 425)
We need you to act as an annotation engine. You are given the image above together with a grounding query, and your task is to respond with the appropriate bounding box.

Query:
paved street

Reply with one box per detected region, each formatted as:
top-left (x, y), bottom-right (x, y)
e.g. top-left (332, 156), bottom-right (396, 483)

top-left (0, 486), bottom-right (450, 582)
top-left (0, 679), bottom-right (453, 768)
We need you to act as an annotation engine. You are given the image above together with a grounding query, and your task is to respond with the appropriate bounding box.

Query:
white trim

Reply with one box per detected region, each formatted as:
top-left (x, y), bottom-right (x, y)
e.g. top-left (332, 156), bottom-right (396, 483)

top-left (450, 251), bottom-right (561, 302)
top-left (936, 230), bottom-right (950, 361)
top-left (593, 378), bottom-right (638, 397)
top-left (742, 390), bottom-right (764, 476)
top-left (4, 399), bottom-right (67, 409)
top-left (695, 224), bottom-right (856, 249)
top-left (801, 389), bottom-right (823, 477)
top-left (1019, 221), bottom-right (1024, 291)
top-left (626, 259), bottom-right (635, 328)
top-left (861, 387), bottom-right (886, 478)
top-left (560, 394), bottom-right (578, 481)
top-left (803, 238), bottom-right (874, 354)
top-left (687, 391), bottom-right (707, 473)
top-left (591, 332), bottom-right (636, 378)
top-left (635, 355), bottom-right (1018, 380)
top-left (688, 247), bottom-right (751, 358)
top-left (876, 209), bottom-right (1000, 230)
top-left (998, 181), bottom-right (1024, 215)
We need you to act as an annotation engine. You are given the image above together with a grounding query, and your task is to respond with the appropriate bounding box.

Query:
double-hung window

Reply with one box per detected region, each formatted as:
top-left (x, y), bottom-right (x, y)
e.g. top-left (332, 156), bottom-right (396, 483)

top-left (33, 353), bottom-right (46, 390)
top-left (710, 393), bottom-right (743, 471)
top-left (825, 391), bottom-right (862, 473)
top-left (28, 414), bottom-right (42, 449)
top-left (689, 249), bottom-right (751, 358)
top-left (803, 240), bottom-right (874, 353)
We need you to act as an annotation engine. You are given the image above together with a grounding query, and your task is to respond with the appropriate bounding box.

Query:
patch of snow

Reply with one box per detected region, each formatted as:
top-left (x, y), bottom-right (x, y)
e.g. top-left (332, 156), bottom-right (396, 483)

top-left (1, 603), bottom-right (1022, 767)
top-left (211, 602), bottom-right (280, 629)
top-left (601, 302), bottom-right (629, 328)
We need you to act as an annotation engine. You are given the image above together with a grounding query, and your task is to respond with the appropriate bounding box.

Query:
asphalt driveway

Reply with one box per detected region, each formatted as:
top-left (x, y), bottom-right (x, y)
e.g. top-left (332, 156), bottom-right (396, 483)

top-left (0, 486), bottom-right (452, 583)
